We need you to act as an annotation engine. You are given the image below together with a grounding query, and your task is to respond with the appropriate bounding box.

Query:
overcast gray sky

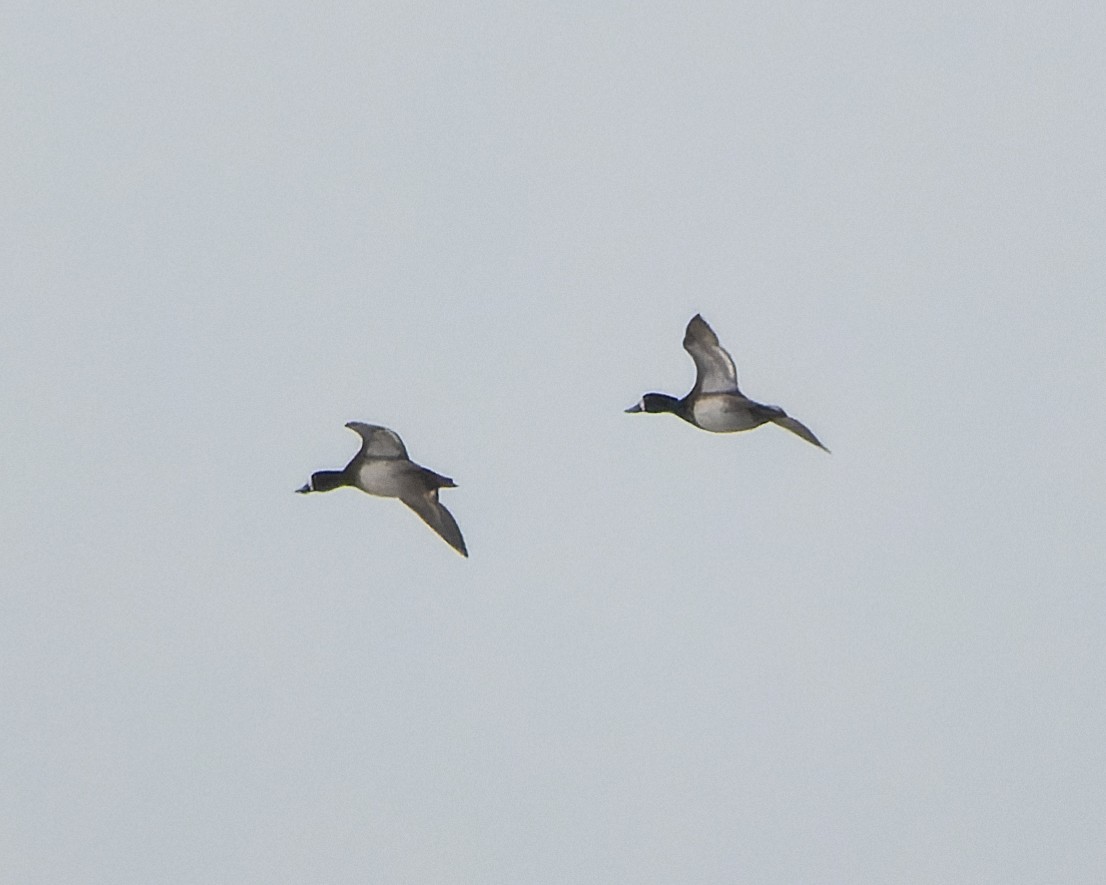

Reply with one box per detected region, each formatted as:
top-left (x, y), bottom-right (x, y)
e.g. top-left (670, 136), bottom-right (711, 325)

top-left (5, 2), bottom-right (1106, 883)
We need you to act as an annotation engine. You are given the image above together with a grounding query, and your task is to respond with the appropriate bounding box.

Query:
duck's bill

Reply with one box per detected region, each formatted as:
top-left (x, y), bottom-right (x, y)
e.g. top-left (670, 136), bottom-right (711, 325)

top-left (624, 402), bottom-right (643, 413)
top-left (294, 483), bottom-right (311, 493)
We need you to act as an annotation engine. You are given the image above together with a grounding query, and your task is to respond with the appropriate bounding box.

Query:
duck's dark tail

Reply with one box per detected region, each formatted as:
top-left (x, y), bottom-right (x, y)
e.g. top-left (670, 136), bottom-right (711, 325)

top-left (421, 468), bottom-right (457, 489)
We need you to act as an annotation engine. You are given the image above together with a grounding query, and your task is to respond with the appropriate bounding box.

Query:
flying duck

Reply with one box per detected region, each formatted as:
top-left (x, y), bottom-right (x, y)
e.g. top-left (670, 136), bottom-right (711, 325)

top-left (626, 314), bottom-right (829, 452)
top-left (296, 422), bottom-right (468, 557)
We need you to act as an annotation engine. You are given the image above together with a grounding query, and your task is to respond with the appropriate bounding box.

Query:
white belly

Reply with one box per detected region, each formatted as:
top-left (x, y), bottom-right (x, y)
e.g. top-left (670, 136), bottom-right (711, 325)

top-left (692, 397), bottom-right (768, 433)
top-left (355, 461), bottom-right (412, 498)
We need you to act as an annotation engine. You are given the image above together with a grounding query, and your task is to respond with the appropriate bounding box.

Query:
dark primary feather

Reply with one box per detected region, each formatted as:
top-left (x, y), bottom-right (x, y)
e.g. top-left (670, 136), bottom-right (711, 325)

top-left (401, 491), bottom-right (468, 557)
top-left (771, 414), bottom-right (830, 452)
top-left (682, 314), bottom-right (740, 395)
top-left (345, 422), bottom-right (408, 460)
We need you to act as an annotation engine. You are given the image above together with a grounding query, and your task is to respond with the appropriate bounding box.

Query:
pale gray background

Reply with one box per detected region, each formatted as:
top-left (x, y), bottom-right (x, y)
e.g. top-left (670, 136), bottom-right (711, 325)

top-left (4, 2), bottom-right (1106, 883)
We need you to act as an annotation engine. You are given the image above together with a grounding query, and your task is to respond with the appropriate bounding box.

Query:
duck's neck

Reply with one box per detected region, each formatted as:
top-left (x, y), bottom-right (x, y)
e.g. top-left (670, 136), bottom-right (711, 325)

top-left (661, 393), bottom-right (695, 423)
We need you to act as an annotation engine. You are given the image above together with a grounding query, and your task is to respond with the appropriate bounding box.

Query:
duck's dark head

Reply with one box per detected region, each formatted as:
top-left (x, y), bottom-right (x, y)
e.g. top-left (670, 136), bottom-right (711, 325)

top-left (625, 393), bottom-right (681, 414)
top-left (295, 470), bottom-right (347, 493)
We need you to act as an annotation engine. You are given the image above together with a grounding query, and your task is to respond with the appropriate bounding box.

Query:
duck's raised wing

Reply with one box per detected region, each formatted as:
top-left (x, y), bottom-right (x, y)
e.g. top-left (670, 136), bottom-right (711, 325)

top-left (345, 422), bottom-right (408, 459)
top-left (683, 314), bottom-right (740, 395)
top-left (401, 490), bottom-right (468, 557)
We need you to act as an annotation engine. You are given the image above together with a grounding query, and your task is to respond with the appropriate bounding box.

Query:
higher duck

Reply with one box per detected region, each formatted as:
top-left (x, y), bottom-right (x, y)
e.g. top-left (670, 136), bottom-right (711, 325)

top-left (626, 314), bottom-right (829, 452)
